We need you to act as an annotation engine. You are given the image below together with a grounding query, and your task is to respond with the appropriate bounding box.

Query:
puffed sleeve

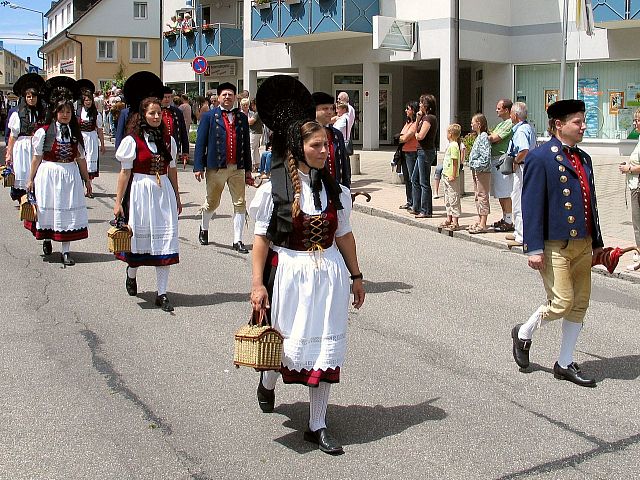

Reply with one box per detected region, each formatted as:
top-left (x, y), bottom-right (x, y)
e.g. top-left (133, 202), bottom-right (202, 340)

top-left (8, 112), bottom-right (20, 138)
top-left (335, 185), bottom-right (353, 238)
top-left (96, 113), bottom-right (103, 129)
top-left (115, 136), bottom-right (136, 169)
top-left (249, 182), bottom-right (274, 236)
top-left (32, 128), bottom-right (46, 156)
top-left (169, 137), bottom-right (177, 168)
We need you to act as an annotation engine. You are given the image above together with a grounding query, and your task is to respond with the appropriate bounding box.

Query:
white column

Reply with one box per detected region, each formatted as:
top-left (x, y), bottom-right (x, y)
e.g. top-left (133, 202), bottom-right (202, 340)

top-left (298, 66), bottom-right (314, 92)
top-left (362, 62), bottom-right (379, 150)
top-left (245, 69), bottom-right (258, 98)
top-left (439, 56), bottom-right (452, 150)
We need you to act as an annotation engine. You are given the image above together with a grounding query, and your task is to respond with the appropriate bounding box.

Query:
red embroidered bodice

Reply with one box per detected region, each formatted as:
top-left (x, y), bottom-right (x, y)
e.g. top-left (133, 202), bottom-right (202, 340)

top-left (41, 125), bottom-right (78, 163)
top-left (131, 135), bottom-right (169, 177)
top-left (287, 202), bottom-right (338, 251)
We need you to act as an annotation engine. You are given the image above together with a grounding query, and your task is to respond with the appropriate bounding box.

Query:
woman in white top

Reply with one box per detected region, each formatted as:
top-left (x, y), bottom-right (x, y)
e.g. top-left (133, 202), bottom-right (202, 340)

top-left (619, 107), bottom-right (640, 270)
top-left (25, 77), bottom-right (91, 266)
top-left (76, 82), bottom-right (105, 187)
top-left (114, 96), bottom-right (182, 312)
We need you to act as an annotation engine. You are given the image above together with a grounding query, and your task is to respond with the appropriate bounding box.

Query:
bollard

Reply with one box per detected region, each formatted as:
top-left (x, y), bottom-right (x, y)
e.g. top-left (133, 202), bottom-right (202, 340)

top-left (350, 154), bottom-right (361, 175)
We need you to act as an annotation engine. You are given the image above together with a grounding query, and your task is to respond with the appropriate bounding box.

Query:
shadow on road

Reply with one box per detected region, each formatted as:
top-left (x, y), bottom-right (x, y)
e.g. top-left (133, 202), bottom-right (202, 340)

top-left (135, 290), bottom-right (247, 308)
top-left (41, 252), bottom-right (116, 264)
top-left (364, 280), bottom-right (413, 294)
top-left (272, 398), bottom-right (446, 453)
top-left (578, 353), bottom-right (640, 382)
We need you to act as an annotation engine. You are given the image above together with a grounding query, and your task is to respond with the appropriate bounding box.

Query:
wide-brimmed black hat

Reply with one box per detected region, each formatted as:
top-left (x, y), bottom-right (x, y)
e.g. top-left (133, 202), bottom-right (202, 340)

top-left (77, 79), bottom-right (96, 96)
top-left (42, 76), bottom-right (81, 106)
top-left (123, 71), bottom-right (164, 112)
top-left (256, 75), bottom-right (315, 134)
top-left (13, 73), bottom-right (45, 97)
top-left (312, 91), bottom-right (334, 107)
top-left (216, 82), bottom-right (237, 95)
top-left (547, 99), bottom-right (585, 119)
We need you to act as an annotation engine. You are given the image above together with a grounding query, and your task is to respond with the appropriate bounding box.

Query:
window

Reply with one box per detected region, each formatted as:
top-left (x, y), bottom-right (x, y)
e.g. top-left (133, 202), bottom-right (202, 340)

top-left (97, 39), bottom-right (116, 61)
top-left (134, 2), bottom-right (148, 19)
top-left (236, 1), bottom-right (244, 28)
top-left (130, 40), bottom-right (149, 62)
top-left (67, 4), bottom-right (71, 23)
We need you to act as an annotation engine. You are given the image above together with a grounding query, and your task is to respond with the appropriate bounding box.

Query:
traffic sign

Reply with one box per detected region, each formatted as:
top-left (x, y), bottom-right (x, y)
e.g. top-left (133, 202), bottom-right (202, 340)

top-left (28, 66), bottom-right (39, 74)
top-left (192, 56), bottom-right (208, 75)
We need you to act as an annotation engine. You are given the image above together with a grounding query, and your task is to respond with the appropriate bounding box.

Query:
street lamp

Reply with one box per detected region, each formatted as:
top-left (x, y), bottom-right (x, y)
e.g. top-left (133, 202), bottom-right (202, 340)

top-left (1, 1), bottom-right (46, 70)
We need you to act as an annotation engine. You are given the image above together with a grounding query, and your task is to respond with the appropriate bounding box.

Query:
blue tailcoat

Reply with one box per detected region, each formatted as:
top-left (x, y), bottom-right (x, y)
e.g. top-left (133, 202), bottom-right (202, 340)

top-left (193, 107), bottom-right (251, 173)
top-left (327, 126), bottom-right (351, 189)
top-left (522, 135), bottom-right (603, 253)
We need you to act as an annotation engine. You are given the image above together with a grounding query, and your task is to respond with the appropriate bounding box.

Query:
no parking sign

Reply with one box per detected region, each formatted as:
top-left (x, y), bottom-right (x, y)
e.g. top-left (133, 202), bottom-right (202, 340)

top-left (192, 56), bottom-right (208, 75)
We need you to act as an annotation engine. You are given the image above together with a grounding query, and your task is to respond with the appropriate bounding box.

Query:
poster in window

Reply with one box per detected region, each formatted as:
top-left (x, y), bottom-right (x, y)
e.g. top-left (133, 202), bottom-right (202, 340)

top-left (578, 78), bottom-right (599, 138)
top-left (618, 108), bottom-right (633, 132)
top-left (544, 89), bottom-right (559, 111)
top-left (627, 83), bottom-right (640, 107)
top-left (608, 91), bottom-right (624, 115)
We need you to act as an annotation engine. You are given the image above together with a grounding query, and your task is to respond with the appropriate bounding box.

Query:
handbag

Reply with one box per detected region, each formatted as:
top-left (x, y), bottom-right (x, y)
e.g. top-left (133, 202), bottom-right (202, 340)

top-left (19, 193), bottom-right (37, 222)
top-left (107, 215), bottom-right (133, 253)
top-left (391, 144), bottom-right (404, 169)
top-left (345, 138), bottom-right (354, 156)
top-left (233, 308), bottom-right (283, 371)
top-left (498, 153), bottom-right (515, 175)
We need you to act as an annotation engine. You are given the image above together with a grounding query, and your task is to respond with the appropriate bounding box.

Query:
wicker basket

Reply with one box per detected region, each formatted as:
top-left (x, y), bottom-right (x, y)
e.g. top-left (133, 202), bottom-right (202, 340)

top-left (234, 309), bottom-right (283, 371)
top-left (107, 226), bottom-right (132, 253)
top-left (1, 166), bottom-right (15, 188)
top-left (19, 195), bottom-right (37, 222)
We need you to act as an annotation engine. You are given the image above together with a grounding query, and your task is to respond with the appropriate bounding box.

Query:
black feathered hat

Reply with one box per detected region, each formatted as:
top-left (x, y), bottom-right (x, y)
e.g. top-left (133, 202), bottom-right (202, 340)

top-left (77, 79), bottom-right (96, 96)
top-left (13, 73), bottom-right (45, 97)
top-left (311, 91), bottom-right (334, 107)
top-left (547, 99), bottom-right (585, 119)
top-left (216, 82), bottom-right (237, 95)
top-left (42, 76), bottom-right (81, 106)
top-left (256, 75), bottom-right (315, 135)
top-left (122, 71), bottom-right (164, 112)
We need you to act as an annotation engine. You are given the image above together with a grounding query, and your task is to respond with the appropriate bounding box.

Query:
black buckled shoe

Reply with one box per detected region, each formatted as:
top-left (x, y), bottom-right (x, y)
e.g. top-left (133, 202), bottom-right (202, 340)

top-left (62, 252), bottom-right (75, 267)
top-left (155, 294), bottom-right (174, 312)
top-left (198, 227), bottom-right (208, 245)
top-left (511, 323), bottom-right (531, 369)
top-left (125, 267), bottom-right (137, 296)
top-left (257, 374), bottom-right (275, 413)
top-left (42, 240), bottom-right (52, 256)
top-left (303, 428), bottom-right (344, 455)
top-left (232, 241), bottom-right (249, 254)
top-left (553, 362), bottom-right (596, 387)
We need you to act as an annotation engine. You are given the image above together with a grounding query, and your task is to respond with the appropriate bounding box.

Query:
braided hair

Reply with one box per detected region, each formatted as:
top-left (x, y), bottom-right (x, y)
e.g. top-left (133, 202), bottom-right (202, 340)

top-left (125, 96), bottom-right (172, 163)
top-left (43, 87), bottom-right (84, 152)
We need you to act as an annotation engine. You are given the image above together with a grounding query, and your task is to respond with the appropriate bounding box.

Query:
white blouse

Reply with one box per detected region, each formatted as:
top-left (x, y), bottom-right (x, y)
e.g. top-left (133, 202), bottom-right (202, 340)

top-left (250, 170), bottom-right (353, 239)
top-left (115, 133), bottom-right (178, 170)
top-left (80, 108), bottom-right (104, 129)
top-left (32, 123), bottom-right (86, 158)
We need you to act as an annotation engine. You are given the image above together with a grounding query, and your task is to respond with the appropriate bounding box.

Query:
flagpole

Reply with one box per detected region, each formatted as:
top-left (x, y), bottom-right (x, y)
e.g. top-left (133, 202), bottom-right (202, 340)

top-left (560, 0), bottom-right (569, 99)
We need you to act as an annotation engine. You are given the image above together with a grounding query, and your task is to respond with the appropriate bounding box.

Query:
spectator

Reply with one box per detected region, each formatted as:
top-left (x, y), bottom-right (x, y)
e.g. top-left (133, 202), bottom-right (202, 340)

top-left (195, 96), bottom-right (210, 123)
top-left (333, 102), bottom-right (349, 140)
top-left (247, 98), bottom-right (264, 173)
top-left (618, 107), bottom-right (640, 270)
top-left (467, 113), bottom-right (492, 233)
top-left (489, 98), bottom-right (515, 232)
top-left (258, 140), bottom-right (272, 179)
top-left (178, 94), bottom-right (192, 132)
top-left (398, 101), bottom-right (419, 211)
top-left (412, 93), bottom-right (438, 218)
top-left (439, 124), bottom-right (462, 230)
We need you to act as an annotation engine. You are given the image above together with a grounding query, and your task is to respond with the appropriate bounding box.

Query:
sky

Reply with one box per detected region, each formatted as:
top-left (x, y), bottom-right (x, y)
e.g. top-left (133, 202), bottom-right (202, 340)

top-left (0, 0), bottom-right (52, 68)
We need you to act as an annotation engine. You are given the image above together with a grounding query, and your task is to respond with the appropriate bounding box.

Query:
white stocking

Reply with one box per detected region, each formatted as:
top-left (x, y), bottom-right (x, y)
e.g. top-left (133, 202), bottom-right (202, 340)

top-left (519, 306), bottom-right (545, 340)
top-left (308, 383), bottom-right (331, 432)
top-left (233, 213), bottom-right (245, 243)
top-left (261, 371), bottom-right (279, 390)
top-left (61, 242), bottom-right (70, 254)
top-left (558, 320), bottom-right (582, 368)
top-left (155, 266), bottom-right (170, 295)
top-left (201, 210), bottom-right (213, 230)
top-left (127, 266), bottom-right (137, 278)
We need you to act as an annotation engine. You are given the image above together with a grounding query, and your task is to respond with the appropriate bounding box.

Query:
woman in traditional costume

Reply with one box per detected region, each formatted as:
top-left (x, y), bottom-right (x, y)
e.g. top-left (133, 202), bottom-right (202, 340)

top-left (113, 72), bottom-right (181, 313)
top-left (249, 76), bottom-right (365, 455)
top-left (25, 76), bottom-right (91, 266)
top-left (5, 73), bottom-right (46, 202)
top-left (76, 79), bottom-right (105, 190)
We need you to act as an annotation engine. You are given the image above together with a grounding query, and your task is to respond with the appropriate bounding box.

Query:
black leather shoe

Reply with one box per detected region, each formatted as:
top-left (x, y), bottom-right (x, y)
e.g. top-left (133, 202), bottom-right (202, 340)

top-left (125, 268), bottom-right (137, 296)
top-left (257, 374), bottom-right (275, 413)
top-left (62, 252), bottom-right (75, 267)
top-left (553, 362), bottom-right (596, 387)
top-left (43, 240), bottom-right (52, 256)
top-left (303, 428), bottom-right (344, 455)
top-left (511, 323), bottom-right (531, 369)
top-left (198, 227), bottom-right (208, 245)
top-left (155, 294), bottom-right (174, 312)
top-left (232, 241), bottom-right (249, 254)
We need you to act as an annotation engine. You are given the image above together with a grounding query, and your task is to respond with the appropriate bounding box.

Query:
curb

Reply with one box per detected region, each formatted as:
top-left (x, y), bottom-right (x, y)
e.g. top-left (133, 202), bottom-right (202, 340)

top-left (352, 203), bottom-right (640, 285)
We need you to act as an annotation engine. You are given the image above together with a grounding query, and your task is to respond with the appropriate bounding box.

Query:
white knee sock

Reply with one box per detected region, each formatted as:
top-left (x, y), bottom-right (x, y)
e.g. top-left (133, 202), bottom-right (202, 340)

top-left (504, 213), bottom-right (513, 223)
top-left (558, 320), bottom-right (582, 368)
top-left (261, 370), bottom-right (279, 390)
top-left (519, 306), bottom-right (545, 340)
top-left (201, 210), bottom-right (213, 231)
top-left (61, 242), bottom-right (70, 254)
top-left (127, 266), bottom-right (137, 278)
top-left (155, 266), bottom-right (170, 295)
top-left (233, 213), bottom-right (245, 243)
top-left (308, 383), bottom-right (331, 432)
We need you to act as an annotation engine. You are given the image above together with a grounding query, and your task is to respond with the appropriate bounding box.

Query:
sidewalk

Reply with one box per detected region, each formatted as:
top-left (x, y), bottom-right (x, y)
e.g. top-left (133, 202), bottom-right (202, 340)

top-left (349, 148), bottom-right (640, 283)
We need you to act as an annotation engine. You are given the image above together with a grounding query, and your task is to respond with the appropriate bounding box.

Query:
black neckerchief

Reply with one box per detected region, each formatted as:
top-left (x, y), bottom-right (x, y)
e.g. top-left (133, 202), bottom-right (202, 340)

top-left (17, 98), bottom-right (39, 135)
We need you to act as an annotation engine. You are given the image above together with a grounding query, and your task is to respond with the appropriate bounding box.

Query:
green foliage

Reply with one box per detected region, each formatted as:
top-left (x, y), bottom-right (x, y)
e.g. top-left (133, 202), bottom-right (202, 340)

top-left (189, 129), bottom-right (197, 144)
top-left (114, 63), bottom-right (127, 89)
top-left (461, 132), bottom-right (477, 161)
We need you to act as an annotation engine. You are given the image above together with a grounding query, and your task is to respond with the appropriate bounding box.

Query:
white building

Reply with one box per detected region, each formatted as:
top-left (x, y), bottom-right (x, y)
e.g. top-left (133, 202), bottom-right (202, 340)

top-left (161, 0), bottom-right (640, 154)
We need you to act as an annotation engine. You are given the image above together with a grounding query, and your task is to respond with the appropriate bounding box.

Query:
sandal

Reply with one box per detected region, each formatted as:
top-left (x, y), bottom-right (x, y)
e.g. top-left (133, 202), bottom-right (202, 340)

top-left (447, 224), bottom-right (461, 231)
top-left (438, 221), bottom-right (452, 229)
top-left (466, 222), bottom-right (479, 231)
top-left (469, 225), bottom-right (488, 234)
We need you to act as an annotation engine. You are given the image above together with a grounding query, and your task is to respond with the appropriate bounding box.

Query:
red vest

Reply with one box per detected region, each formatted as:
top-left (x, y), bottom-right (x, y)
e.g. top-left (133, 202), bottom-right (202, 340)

top-left (222, 111), bottom-right (237, 165)
top-left (131, 135), bottom-right (170, 177)
top-left (42, 125), bottom-right (79, 163)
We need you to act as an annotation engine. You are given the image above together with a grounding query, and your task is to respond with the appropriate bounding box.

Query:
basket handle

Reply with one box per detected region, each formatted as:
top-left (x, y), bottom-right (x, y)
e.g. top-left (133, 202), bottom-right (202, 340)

top-left (250, 307), bottom-right (266, 327)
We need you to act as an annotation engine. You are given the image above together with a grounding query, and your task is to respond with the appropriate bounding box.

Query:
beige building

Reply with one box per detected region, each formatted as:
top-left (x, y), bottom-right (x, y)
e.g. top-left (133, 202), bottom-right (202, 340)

top-left (0, 48), bottom-right (30, 96)
top-left (40, 0), bottom-right (161, 92)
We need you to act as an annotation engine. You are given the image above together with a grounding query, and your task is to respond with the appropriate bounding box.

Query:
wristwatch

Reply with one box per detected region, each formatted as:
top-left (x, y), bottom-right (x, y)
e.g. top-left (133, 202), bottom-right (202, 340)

top-left (350, 273), bottom-right (363, 281)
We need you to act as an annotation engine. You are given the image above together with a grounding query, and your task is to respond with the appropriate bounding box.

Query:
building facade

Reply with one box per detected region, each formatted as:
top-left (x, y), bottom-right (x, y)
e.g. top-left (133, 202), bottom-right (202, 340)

top-left (41, 0), bottom-right (161, 92)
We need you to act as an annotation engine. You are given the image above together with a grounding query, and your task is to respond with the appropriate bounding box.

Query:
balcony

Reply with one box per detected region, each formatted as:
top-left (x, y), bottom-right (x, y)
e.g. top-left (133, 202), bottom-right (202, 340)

top-left (163, 24), bottom-right (243, 61)
top-left (592, 0), bottom-right (640, 28)
top-left (251, 0), bottom-right (379, 43)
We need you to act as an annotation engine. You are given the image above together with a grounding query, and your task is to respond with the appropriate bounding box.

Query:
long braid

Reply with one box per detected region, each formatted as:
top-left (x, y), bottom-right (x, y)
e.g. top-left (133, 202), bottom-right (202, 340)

top-left (288, 153), bottom-right (302, 218)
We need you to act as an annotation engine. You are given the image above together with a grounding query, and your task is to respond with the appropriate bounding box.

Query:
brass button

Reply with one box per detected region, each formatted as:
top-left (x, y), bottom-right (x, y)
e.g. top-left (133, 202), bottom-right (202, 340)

top-left (564, 202), bottom-right (572, 210)
top-left (563, 188), bottom-right (571, 196)
top-left (567, 216), bottom-right (575, 224)
top-left (570, 229), bottom-right (578, 237)
top-left (523, 243), bottom-right (528, 251)
top-left (556, 155), bottom-right (563, 162)
top-left (560, 175), bottom-right (568, 183)
top-left (558, 165), bottom-right (566, 172)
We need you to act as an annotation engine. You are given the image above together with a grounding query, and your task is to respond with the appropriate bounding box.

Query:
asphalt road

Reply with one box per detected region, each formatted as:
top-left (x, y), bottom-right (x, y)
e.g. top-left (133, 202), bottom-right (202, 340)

top-left (1, 146), bottom-right (639, 479)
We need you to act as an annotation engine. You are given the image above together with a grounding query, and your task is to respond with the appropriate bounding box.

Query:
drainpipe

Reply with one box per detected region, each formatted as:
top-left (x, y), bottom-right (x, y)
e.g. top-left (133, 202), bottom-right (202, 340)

top-left (65, 30), bottom-right (83, 79)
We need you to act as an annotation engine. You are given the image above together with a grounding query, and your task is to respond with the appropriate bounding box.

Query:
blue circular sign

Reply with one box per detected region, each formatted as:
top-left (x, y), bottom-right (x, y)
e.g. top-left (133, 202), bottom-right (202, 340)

top-left (192, 56), bottom-right (208, 74)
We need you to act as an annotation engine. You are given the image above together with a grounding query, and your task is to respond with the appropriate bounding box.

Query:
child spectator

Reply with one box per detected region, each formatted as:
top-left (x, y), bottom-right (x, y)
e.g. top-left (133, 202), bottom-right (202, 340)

top-left (439, 123), bottom-right (462, 230)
